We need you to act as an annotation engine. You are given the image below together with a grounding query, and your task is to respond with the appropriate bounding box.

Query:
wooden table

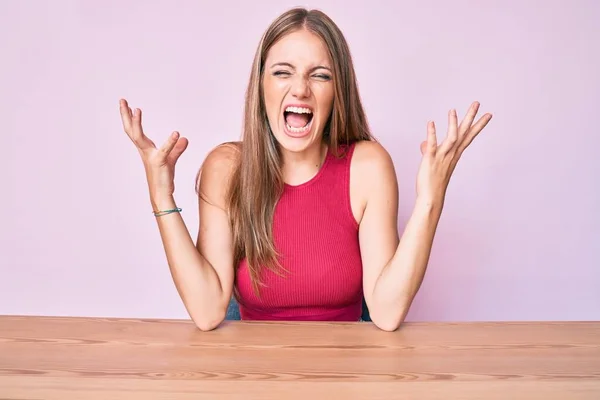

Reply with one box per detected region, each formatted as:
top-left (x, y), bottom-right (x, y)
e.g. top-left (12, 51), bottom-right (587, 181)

top-left (1, 316), bottom-right (599, 399)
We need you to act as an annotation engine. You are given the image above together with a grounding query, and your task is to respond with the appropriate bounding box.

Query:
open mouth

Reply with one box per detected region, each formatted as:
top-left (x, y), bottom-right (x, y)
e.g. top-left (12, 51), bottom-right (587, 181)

top-left (283, 106), bottom-right (314, 134)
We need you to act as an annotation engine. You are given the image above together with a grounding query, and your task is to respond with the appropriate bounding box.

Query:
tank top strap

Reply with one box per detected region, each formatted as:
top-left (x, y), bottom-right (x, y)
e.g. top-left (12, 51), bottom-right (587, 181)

top-left (324, 142), bottom-right (356, 169)
top-left (322, 142), bottom-right (357, 182)
top-left (319, 141), bottom-right (358, 229)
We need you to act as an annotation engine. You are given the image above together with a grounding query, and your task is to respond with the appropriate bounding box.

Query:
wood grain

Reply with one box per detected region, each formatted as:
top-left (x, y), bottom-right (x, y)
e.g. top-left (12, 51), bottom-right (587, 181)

top-left (0, 316), bottom-right (599, 399)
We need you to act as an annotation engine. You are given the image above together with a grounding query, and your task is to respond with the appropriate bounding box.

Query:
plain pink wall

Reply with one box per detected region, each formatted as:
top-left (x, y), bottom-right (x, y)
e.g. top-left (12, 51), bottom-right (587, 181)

top-left (1, 0), bottom-right (598, 321)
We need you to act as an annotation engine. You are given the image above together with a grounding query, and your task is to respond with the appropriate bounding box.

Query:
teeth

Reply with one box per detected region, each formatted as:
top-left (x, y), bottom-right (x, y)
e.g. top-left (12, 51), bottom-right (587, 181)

top-left (285, 106), bottom-right (312, 114)
top-left (286, 122), bottom-right (311, 133)
top-left (284, 106), bottom-right (313, 133)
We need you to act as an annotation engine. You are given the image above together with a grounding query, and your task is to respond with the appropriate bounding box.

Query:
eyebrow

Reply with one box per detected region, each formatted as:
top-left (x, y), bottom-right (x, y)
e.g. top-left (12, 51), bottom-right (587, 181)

top-left (270, 62), bottom-right (332, 72)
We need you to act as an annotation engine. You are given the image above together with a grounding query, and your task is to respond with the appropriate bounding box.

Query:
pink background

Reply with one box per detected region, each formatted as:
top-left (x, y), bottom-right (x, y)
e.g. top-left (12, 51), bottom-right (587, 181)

top-left (1, 0), bottom-right (598, 321)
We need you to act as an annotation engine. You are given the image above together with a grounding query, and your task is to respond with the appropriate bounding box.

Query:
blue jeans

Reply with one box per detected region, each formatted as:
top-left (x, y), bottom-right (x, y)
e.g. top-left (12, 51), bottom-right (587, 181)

top-left (225, 297), bottom-right (372, 322)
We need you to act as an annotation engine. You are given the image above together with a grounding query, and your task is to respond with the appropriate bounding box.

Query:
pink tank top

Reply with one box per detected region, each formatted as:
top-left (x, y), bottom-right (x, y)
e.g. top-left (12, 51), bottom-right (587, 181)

top-left (235, 142), bottom-right (363, 321)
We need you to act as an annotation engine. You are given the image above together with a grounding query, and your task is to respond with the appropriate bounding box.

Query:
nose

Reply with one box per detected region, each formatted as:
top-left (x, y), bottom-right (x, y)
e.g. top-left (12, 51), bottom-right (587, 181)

top-left (290, 75), bottom-right (310, 99)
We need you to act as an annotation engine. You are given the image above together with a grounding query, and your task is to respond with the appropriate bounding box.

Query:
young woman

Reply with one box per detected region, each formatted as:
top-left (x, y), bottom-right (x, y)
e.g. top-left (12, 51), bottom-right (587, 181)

top-left (119, 7), bottom-right (492, 331)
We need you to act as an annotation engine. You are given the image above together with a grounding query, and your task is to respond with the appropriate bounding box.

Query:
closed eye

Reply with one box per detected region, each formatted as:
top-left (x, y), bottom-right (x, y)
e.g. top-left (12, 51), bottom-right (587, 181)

top-left (273, 71), bottom-right (331, 81)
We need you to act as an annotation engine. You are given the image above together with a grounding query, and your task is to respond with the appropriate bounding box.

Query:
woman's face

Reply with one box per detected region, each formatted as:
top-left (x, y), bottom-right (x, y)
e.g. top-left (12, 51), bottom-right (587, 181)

top-left (262, 29), bottom-right (334, 153)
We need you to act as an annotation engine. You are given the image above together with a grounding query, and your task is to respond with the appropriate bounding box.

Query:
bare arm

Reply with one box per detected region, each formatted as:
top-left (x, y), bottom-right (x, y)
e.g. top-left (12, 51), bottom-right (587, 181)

top-left (359, 156), bottom-right (440, 332)
top-left (152, 145), bottom-right (237, 331)
top-left (358, 142), bottom-right (443, 332)
top-left (119, 99), bottom-right (235, 331)
top-left (359, 102), bottom-right (492, 331)
top-left (353, 141), bottom-right (410, 332)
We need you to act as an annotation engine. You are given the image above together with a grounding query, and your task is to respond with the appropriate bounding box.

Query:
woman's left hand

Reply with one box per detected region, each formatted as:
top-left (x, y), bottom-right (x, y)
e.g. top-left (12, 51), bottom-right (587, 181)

top-left (416, 101), bottom-right (493, 207)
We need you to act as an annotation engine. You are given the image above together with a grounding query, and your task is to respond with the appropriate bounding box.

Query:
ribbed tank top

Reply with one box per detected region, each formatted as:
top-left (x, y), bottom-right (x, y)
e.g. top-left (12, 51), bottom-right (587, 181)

top-left (235, 142), bottom-right (363, 321)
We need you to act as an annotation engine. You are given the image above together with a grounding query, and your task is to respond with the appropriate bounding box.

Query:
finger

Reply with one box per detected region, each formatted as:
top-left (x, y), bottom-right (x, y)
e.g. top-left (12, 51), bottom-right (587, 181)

top-left (131, 108), bottom-right (155, 150)
top-left (439, 108), bottom-right (458, 153)
top-left (458, 113), bottom-right (493, 154)
top-left (420, 140), bottom-right (427, 155)
top-left (159, 131), bottom-right (182, 157)
top-left (167, 136), bottom-right (189, 164)
top-left (458, 101), bottom-right (480, 135)
top-left (119, 99), bottom-right (132, 133)
top-left (427, 121), bottom-right (437, 155)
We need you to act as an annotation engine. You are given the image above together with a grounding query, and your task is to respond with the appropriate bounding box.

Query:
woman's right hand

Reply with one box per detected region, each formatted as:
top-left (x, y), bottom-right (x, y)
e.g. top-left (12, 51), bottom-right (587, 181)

top-left (119, 99), bottom-right (189, 202)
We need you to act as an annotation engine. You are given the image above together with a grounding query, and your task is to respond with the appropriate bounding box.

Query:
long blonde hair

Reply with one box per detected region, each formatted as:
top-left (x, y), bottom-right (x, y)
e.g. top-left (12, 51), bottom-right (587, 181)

top-left (227, 7), bottom-right (375, 294)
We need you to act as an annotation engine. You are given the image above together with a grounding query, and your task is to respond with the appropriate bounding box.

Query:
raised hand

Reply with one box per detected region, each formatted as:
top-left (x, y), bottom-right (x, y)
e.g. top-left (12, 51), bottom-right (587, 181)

top-left (416, 101), bottom-right (493, 206)
top-left (119, 98), bottom-right (189, 201)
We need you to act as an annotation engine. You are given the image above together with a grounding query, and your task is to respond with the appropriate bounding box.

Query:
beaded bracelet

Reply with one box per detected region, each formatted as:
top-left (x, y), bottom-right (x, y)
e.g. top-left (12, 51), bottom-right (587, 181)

top-left (153, 207), bottom-right (182, 217)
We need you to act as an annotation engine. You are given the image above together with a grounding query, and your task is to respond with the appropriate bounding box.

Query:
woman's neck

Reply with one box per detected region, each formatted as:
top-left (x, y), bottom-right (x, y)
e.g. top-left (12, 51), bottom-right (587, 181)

top-left (280, 141), bottom-right (328, 186)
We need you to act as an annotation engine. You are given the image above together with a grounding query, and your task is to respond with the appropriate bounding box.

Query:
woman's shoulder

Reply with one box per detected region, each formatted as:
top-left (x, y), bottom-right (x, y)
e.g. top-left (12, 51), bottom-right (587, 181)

top-left (195, 141), bottom-right (241, 208)
top-left (201, 141), bottom-right (242, 174)
top-left (206, 142), bottom-right (242, 162)
top-left (351, 139), bottom-right (395, 173)
top-left (346, 140), bottom-right (398, 224)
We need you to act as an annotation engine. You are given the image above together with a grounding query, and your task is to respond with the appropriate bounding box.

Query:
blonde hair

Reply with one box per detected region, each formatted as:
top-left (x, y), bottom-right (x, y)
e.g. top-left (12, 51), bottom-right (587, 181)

top-left (225, 7), bottom-right (375, 294)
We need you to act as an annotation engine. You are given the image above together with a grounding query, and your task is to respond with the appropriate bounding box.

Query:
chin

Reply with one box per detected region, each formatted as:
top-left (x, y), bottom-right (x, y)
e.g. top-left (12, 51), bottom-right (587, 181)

top-left (274, 124), bottom-right (322, 154)
top-left (274, 132), bottom-right (317, 153)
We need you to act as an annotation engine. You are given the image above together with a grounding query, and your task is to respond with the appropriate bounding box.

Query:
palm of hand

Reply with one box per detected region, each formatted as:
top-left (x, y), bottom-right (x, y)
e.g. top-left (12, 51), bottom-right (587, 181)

top-left (416, 101), bottom-right (493, 205)
top-left (119, 99), bottom-right (189, 197)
